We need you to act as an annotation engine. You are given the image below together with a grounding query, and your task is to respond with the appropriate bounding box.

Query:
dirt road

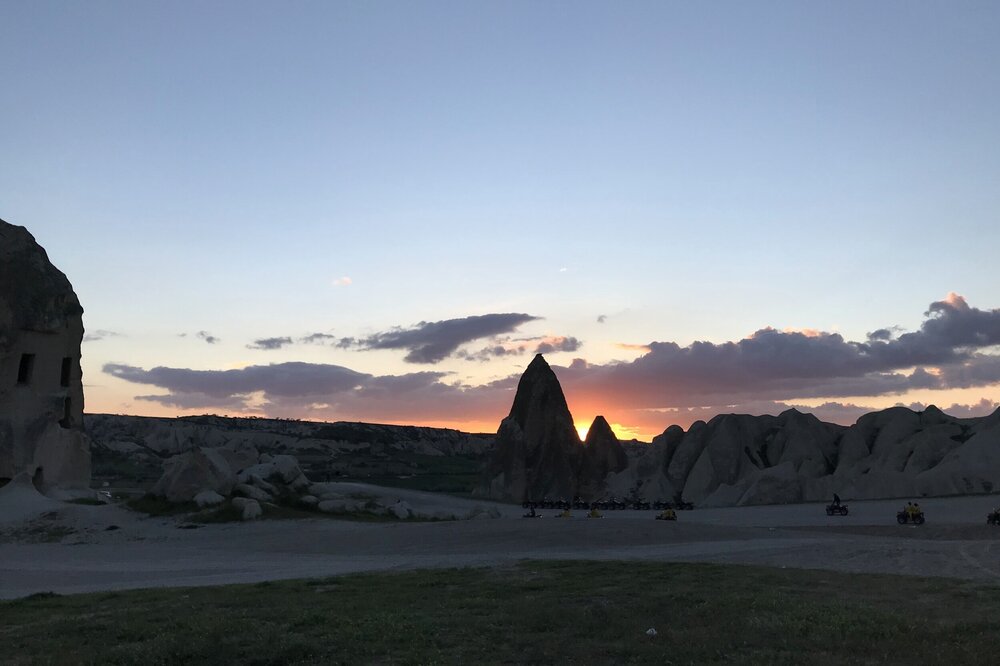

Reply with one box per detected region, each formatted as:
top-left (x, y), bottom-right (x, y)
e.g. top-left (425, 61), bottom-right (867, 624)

top-left (3, 493), bottom-right (1000, 599)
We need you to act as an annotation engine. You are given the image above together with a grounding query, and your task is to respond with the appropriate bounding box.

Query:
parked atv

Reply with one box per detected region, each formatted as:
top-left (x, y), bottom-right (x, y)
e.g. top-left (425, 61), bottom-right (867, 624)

top-left (656, 508), bottom-right (677, 521)
top-left (826, 503), bottom-right (849, 516)
top-left (897, 509), bottom-right (925, 525)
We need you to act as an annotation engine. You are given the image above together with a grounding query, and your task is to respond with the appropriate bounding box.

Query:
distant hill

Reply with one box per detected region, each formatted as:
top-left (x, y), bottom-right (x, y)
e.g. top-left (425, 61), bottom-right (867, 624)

top-left (85, 413), bottom-right (494, 496)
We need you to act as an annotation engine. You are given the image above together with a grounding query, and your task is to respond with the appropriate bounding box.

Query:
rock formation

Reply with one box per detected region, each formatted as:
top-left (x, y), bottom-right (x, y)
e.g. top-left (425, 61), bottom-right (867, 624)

top-left (608, 405), bottom-right (1000, 507)
top-left (478, 354), bottom-right (583, 501)
top-left (151, 446), bottom-right (500, 521)
top-left (578, 416), bottom-right (627, 499)
top-left (0, 219), bottom-right (91, 494)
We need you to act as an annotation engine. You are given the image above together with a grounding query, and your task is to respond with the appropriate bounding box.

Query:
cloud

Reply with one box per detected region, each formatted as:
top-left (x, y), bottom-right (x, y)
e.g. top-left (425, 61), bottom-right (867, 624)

top-left (556, 294), bottom-right (1000, 411)
top-left (301, 333), bottom-right (337, 345)
top-left (103, 294), bottom-right (1000, 438)
top-left (350, 313), bottom-right (541, 363)
top-left (196, 331), bottom-right (220, 344)
top-left (106, 362), bottom-right (371, 401)
top-left (534, 336), bottom-right (581, 355)
top-left (247, 337), bottom-right (294, 351)
top-left (615, 342), bottom-right (651, 353)
top-left (456, 335), bottom-right (581, 362)
top-left (332, 276), bottom-right (352, 287)
top-left (83, 329), bottom-right (121, 343)
top-left (104, 361), bottom-right (513, 424)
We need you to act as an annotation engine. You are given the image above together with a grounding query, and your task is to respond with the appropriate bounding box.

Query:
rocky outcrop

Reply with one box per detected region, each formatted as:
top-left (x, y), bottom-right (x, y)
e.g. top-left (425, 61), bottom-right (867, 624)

top-left (0, 219), bottom-right (91, 494)
top-left (152, 447), bottom-right (502, 521)
top-left (578, 416), bottom-right (627, 499)
top-left (87, 413), bottom-right (493, 489)
top-left (152, 448), bottom-right (239, 503)
top-left (608, 405), bottom-right (1000, 507)
top-left (478, 354), bottom-right (583, 501)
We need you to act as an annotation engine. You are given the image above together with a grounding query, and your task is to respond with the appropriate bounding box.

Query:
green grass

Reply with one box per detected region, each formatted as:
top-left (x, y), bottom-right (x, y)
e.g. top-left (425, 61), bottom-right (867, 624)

top-left (3, 561), bottom-right (1000, 665)
top-left (340, 452), bottom-right (484, 496)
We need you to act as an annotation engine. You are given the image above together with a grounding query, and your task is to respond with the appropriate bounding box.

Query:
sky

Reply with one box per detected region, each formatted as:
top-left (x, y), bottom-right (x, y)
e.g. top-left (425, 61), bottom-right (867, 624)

top-left (2, 1), bottom-right (1000, 440)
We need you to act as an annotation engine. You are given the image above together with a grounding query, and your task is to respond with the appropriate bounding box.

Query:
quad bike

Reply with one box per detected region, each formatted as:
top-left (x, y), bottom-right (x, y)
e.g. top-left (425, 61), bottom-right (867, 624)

top-left (897, 509), bottom-right (925, 525)
top-left (825, 503), bottom-right (849, 516)
top-left (656, 508), bottom-right (677, 521)
top-left (987, 510), bottom-right (1000, 526)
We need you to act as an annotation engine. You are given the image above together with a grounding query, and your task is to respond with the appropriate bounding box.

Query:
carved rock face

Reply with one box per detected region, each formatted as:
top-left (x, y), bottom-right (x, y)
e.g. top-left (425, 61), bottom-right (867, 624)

top-left (478, 354), bottom-right (582, 501)
top-left (0, 219), bottom-right (91, 493)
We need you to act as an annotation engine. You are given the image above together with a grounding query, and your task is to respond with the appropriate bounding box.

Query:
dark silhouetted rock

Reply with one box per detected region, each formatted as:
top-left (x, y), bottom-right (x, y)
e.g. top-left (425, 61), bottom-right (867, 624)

top-left (578, 416), bottom-right (627, 499)
top-left (477, 354), bottom-right (582, 501)
top-left (0, 219), bottom-right (91, 494)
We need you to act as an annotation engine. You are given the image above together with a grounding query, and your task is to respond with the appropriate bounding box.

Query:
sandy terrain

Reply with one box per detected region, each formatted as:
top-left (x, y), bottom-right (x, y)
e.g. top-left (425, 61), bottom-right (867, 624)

top-left (3, 488), bottom-right (1000, 599)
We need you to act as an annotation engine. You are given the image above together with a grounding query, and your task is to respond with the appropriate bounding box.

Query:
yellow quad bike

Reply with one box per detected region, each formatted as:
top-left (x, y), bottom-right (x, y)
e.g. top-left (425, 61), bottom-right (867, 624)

top-left (587, 506), bottom-right (603, 519)
top-left (896, 507), bottom-right (925, 525)
top-left (555, 509), bottom-right (572, 519)
top-left (656, 508), bottom-right (677, 521)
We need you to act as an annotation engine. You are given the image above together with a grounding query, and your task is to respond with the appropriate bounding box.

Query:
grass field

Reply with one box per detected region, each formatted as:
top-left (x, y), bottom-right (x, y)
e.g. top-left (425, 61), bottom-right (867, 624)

top-left (3, 560), bottom-right (1000, 665)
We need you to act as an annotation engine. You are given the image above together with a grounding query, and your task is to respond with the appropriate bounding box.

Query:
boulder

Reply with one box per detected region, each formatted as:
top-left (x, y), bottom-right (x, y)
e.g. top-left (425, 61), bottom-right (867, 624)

top-left (231, 497), bottom-right (262, 520)
top-left (152, 447), bottom-right (235, 503)
top-left (390, 500), bottom-right (413, 519)
top-left (233, 482), bottom-right (272, 503)
top-left (194, 490), bottom-right (225, 507)
top-left (238, 455), bottom-right (311, 496)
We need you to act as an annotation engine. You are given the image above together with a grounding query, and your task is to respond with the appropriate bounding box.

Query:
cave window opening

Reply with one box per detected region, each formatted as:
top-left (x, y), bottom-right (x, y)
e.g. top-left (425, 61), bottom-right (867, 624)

top-left (60, 357), bottom-right (72, 387)
top-left (59, 397), bottom-right (73, 429)
top-left (17, 354), bottom-right (35, 385)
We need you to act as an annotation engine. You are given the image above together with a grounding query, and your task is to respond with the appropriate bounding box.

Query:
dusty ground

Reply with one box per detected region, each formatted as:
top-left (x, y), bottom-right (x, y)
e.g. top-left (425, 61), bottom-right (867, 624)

top-left (3, 489), bottom-right (1000, 599)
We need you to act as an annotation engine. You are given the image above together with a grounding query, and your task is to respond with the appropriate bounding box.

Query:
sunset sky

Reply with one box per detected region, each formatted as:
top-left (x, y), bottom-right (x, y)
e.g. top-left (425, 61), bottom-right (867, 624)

top-left (3, 2), bottom-right (1000, 440)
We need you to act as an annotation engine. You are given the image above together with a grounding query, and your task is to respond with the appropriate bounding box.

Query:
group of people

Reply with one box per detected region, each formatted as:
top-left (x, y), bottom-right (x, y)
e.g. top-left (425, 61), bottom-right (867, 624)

top-left (835, 493), bottom-right (927, 520)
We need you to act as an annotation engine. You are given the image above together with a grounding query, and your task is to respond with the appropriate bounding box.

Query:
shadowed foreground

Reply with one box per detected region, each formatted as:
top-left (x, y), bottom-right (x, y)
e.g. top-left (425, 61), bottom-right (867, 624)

top-left (3, 560), bottom-right (1000, 665)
